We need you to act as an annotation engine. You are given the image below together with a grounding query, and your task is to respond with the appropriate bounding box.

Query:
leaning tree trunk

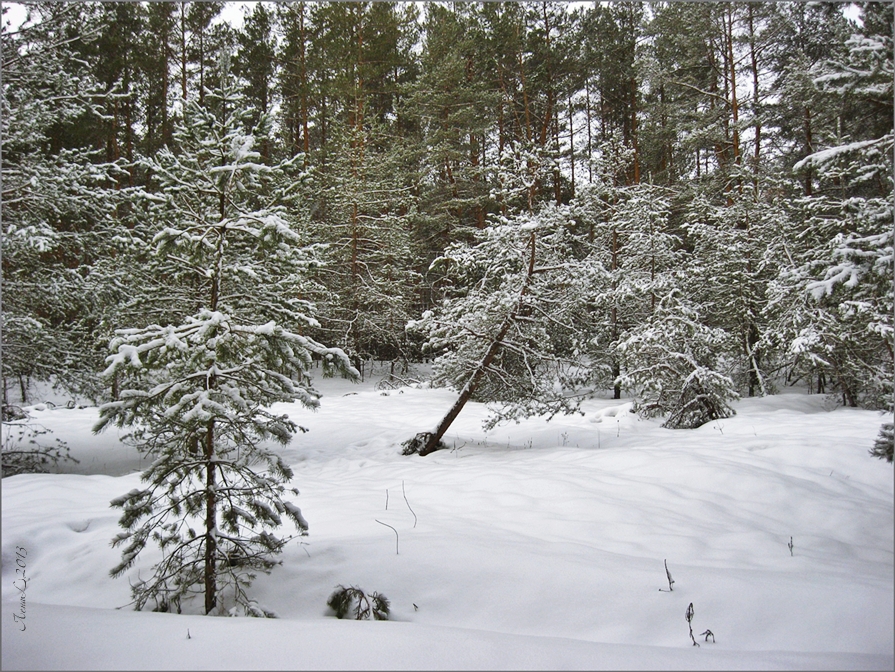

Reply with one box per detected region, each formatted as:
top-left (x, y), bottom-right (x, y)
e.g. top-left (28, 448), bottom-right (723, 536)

top-left (418, 234), bottom-right (537, 457)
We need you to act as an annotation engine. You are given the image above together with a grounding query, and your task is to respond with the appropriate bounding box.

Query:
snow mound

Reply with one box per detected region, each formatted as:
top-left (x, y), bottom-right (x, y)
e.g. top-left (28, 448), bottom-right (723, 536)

top-left (589, 401), bottom-right (637, 423)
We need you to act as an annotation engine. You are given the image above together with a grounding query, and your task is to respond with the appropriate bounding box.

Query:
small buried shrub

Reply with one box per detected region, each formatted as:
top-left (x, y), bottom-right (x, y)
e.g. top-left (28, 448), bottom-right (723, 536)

top-left (663, 369), bottom-right (737, 430)
top-left (870, 422), bottom-right (894, 463)
top-left (1, 419), bottom-right (77, 477)
top-left (327, 585), bottom-right (390, 620)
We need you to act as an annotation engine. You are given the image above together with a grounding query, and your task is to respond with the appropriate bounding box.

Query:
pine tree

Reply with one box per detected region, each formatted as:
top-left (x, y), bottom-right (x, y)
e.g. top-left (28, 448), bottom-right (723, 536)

top-left (870, 422), bottom-right (894, 463)
top-left (1, 3), bottom-right (124, 405)
top-left (94, 58), bottom-right (357, 616)
top-left (141, 2), bottom-right (176, 155)
top-left (313, 121), bottom-right (420, 371)
top-left (777, 3), bottom-right (894, 409)
top-left (277, 2), bottom-right (314, 158)
top-left (616, 290), bottom-right (738, 428)
top-left (571, 143), bottom-right (680, 395)
top-left (681, 190), bottom-right (778, 397)
top-left (235, 3), bottom-right (275, 157)
top-left (301, 2), bottom-right (422, 372)
top-left (408, 2), bottom-right (497, 240)
top-left (407, 204), bottom-right (600, 454)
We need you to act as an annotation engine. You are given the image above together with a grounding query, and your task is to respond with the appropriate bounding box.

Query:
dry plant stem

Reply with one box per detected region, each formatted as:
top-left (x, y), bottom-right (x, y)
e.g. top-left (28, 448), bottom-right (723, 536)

top-left (375, 519), bottom-right (399, 555)
top-left (686, 603), bottom-right (700, 647)
top-left (661, 559), bottom-right (674, 591)
top-left (788, 536), bottom-right (794, 556)
top-left (402, 480), bottom-right (417, 528)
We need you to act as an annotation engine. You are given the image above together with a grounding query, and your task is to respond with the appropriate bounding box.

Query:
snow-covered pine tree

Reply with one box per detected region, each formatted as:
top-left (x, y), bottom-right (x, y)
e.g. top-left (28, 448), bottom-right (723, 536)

top-left (782, 6), bottom-right (894, 410)
top-left (94, 56), bottom-right (357, 616)
top-left (616, 289), bottom-right (738, 428)
top-left (407, 204), bottom-right (602, 455)
top-left (570, 143), bottom-right (739, 427)
top-left (493, 139), bottom-right (559, 215)
top-left (571, 149), bottom-right (681, 396)
top-left (1, 4), bottom-right (125, 406)
top-left (870, 422), bottom-right (894, 463)
top-left (680, 188), bottom-right (780, 399)
top-left (312, 120), bottom-right (420, 374)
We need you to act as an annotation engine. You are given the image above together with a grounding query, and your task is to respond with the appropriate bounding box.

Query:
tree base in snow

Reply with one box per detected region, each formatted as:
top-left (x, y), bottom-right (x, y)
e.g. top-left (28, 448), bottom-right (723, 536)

top-left (401, 432), bottom-right (447, 457)
top-left (401, 432), bottom-right (446, 456)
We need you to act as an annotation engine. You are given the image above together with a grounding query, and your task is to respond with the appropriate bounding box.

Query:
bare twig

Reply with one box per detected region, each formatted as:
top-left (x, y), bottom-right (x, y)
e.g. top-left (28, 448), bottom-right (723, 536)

top-left (375, 519), bottom-right (399, 555)
top-left (402, 481), bottom-right (417, 528)
top-left (700, 629), bottom-right (715, 643)
top-left (788, 536), bottom-right (794, 556)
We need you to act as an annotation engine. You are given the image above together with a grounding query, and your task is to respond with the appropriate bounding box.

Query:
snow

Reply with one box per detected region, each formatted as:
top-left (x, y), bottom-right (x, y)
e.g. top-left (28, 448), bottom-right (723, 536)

top-left (792, 137), bottom-right (889, 172)
top-left (3, 366), bottom-right (893, 670)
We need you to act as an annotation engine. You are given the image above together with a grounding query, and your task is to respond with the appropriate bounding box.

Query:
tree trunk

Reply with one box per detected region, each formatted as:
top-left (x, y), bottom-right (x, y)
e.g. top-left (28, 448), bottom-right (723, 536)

top-left (746, 323), bottom-right (761, 397)
top-left (162, 38), bottom-right (170, 147)
top-left (727, 6), bottom-right (741, 195)
top-left (179, 2), bottom-right (188, 103)
top-left (552, 106), bottom-right (562, 204)
top-left (803, 107), bottom-right (813, 196)
top-left (124, 93), bottom-right (134, 186)
top-left (568, 93), bottom-right (575, 198)
top-left (300, 3), bottom-right (310, 158)
top-left (748, 4), bottom-right (761, 191)
top-left (203, 417), bottom-right (217, 614)
top-left (611, 226), bottom-right (620, 399)
top-left (630, 76), bottom-right (640, 185)
top-left (585, 81), bottom-right (592, 183)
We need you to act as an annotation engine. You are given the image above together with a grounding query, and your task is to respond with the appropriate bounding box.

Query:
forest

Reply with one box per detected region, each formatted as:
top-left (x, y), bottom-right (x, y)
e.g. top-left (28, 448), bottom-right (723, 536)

top-left (1, 3), bottom-right (894, 664)
top-left (2, 1), bottom-right (893, 421)
top-left (0, 2), bottom-right (895, 640)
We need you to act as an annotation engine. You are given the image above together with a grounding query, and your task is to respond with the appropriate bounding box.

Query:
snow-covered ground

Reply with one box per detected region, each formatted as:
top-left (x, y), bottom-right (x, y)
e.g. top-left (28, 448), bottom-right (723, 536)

top-left (3, 366), bottom-right (893, 670)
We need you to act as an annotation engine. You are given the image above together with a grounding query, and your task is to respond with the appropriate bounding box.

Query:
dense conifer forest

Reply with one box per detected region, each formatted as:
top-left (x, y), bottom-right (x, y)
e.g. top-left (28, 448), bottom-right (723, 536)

top-left (3, 1), bottom-right (892, 415)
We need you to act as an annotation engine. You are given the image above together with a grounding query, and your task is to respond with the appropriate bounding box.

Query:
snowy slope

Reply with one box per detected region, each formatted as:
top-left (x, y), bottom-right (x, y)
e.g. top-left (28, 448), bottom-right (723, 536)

top-left (2, 368), bottom-right (893, 670)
